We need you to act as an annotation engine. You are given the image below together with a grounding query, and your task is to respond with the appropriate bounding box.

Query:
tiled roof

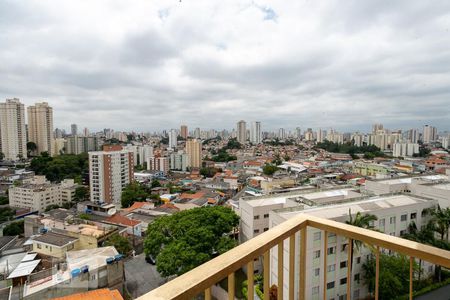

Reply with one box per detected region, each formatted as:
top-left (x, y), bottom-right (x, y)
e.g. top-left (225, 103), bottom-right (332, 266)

top-left (105, 214), bottom-right (141, 227)
top-left (51, 288), bottom-right (123, 300)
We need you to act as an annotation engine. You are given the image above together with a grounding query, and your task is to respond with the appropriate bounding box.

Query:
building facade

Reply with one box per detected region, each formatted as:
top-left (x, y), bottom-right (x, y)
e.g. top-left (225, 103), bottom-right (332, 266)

top-left (89, 145), bottom-right (134, 206)
top-left (0, 98), bottom-right (27, 160)
top-left (186, 139), bottom-right (202, 169)
top-left (27, 102), bottom-right (54, 155)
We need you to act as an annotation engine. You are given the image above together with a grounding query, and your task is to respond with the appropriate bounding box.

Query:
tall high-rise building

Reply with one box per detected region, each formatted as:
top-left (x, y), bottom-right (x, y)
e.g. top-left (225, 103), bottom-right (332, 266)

top-left (250, 121), bottom-right (261, 144)
top-left (0, 98), bottom-right (27, 160)
top-left (407, 129), bottom-right (419, 143)
top-left (169, 129), bottom-right (178, 149)
top-left (180, 125), bottom-right (188, 139)
top-left (186, 139), bottom-right (202, 169)
top-left (27, 102), bottom-right (54, 155)
top-left (295, 127), bottom-right (301, 139)
top-left (54, 128), bottom-right (63, 139)
top-left (194, 127), bottom-right (201, 139)
top-left (316, 129), bottom-right (326, 143)
top-left (236, 120), bottom-right (246, 144)
top-left (71, 124), bottom-right (78, 136)
top-left (372, 123), bottom-right (384, 134)
top-left (423, 125), bottom-right (437, 144)
top-left (278, 128), bottom-right (286, 139)
top-left (89, 145), bottom-right (134, 206)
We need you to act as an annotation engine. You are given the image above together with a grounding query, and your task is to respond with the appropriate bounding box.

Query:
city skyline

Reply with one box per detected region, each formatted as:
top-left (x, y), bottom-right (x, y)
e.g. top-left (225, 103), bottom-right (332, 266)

top-left (1, 1), bottom-right (450, 131)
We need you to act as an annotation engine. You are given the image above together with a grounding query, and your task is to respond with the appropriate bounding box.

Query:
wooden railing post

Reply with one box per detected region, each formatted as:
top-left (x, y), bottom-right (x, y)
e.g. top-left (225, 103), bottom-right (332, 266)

top-left (299, 227), bottom-right (307, 300)
top-left (228, 272), bottom-right (235, 300)
top-left (247, 261), bottom-right (254, 300)
top-left (278, 240), bottom-right (284, 300)
top-left (347, 238), bottom-right (352, 300)
top-left (323, 231), bottom-right (328, 300)
top-left (264, 251), bottom-right (270, 300)
top-left (410, 256), bottom-right (414, 300)
top-left (375, 246), bottom-right (380, 300)
top-left (289, 235), bottom-right (295, 300)
top-left (205, 287), bottom-right (211, 300)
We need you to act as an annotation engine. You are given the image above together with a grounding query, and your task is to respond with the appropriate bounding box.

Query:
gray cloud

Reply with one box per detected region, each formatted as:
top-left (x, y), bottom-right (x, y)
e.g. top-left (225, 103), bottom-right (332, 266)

top-left (0, 0), bottom-right (449, 133)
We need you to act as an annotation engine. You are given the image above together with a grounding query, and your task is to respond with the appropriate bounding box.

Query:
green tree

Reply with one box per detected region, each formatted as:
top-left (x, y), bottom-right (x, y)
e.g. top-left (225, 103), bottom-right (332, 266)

top-left (74, 186), bottom-right (88, 202)
top-left (78, 213), bottom-right (90, 220)
top-left (362, 254), bottom-right (418, 299)
top-left (0, 152), bottom-right (4, 161)
top-left (45, 204), bottom-right (61, 211)
top-left (121, 182), bottom-right (149, 208)
top-left (144, 206), bottom-right (239, 277)
top-left (104, 233), bottom-right (132, 255)
top-left (151, 179), bottom-right (161, 188)
top-left (263, 164), bottom-right (278, 176)
top-left (345, 210), bottom-right (377, 277)
top-left (0, 207), bottom-right (16, 223)
top-left (26, 142), bottom-right (37, 156)
top-left (0, 196), bottom-right (8, 205)
top-left (29, 153), bottom-right (89, 182)
top-left (3, 220), bottom-right (24, 236)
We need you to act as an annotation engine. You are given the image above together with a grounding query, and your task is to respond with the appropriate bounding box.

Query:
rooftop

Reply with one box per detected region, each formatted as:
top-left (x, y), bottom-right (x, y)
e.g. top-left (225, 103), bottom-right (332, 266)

top-left (33, 232), bottom-right (78, 247)
top-left (51, 289), bottom-right (123, 300)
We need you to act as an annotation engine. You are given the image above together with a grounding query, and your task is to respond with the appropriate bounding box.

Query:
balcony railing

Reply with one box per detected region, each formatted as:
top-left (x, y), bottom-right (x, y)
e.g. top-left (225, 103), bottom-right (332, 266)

top-left (138, 214), bottom-right (450, 300)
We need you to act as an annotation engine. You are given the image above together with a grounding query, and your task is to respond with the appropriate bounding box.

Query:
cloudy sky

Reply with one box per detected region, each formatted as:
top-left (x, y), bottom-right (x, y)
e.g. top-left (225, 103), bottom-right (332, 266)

top-left (1, 1), bottom-right (450, 132)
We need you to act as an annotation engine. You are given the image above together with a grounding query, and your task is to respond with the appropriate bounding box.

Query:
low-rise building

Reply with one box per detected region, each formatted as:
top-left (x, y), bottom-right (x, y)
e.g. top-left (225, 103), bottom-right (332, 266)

top-left (9, 176), bottom-right (77, 212)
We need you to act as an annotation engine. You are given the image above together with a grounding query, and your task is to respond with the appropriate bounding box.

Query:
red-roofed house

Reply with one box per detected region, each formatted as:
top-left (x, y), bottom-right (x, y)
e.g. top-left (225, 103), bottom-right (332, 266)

top-left (105, 214), bottom-right (142, 236)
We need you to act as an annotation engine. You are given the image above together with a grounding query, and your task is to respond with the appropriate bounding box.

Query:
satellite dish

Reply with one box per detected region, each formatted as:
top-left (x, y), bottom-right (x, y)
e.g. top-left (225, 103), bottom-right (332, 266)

top-left (107, 208), bottom-right (117, 216)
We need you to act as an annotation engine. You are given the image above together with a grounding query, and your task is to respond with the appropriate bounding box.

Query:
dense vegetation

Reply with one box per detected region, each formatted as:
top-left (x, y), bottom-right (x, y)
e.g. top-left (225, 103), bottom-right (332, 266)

top-left (0, 196), bottom-right (8, 205)
top-left (3, 220), bottom-right (24, 236)
top-left (104, 233), bottom-right (132, 255)
top-left (316, 140), bottom-right (385, 158)
top-left (30, 152), bottom-right (88, 183)
top-left (262, 164), bottom-right (278, 176)
top-left (144, 206), bottom-right (239, 277)
top-left (121, 182), bottom-right (149, 208)
top-left (264, 138), bottom-right (295, 146)
top-left (200, 167), bottom-right (221, 178)
top-left (223, 138), bottom-right (242, 150)
top-left (211, 148), bottom-right (237, 162)
top-left (0, 207), bottom-right (16, 223)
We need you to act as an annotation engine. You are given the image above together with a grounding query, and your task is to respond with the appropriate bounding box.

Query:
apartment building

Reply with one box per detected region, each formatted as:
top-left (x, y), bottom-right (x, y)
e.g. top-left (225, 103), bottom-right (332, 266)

top-left (27, 102), bottom-right (54, 155)
top-left (0, 98), bottom-right (27, 160)
top-left (64, 136), bottom-right (99, 154)
top-left (170, 151), bottom-right (189, 171)
top-left (269, 194), bottom-right (437, 300)
top-left (89, 145), bottom-right (134, 206)
top-left (8, 176), bottom-right (77, 212)
top-left (147, 156), bottom-right (169, 174)
top-left (186, 139), bottom-right (202, 169)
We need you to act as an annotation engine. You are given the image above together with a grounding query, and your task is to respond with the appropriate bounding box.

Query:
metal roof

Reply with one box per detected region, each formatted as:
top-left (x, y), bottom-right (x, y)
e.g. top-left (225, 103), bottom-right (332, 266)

top-left (7, 259), bottom-right (41, 279)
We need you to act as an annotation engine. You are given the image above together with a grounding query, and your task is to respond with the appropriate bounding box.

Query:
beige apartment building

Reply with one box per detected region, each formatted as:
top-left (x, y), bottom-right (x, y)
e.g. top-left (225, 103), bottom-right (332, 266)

top-left (0, 98), bottom-right (27, 160)
top-left (89, 145), bottom-right (134, 206)
top-left (186, 139), bottom-right (202, 169)
top-left (27, 102), bottom-right (54, 155)
top-left (8, 176), bottom-right (77, 212)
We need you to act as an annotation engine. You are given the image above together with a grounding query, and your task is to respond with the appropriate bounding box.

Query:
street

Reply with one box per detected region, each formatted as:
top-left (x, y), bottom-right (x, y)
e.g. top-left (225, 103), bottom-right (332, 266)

top-left (125, 253), bottom-right (165, 299)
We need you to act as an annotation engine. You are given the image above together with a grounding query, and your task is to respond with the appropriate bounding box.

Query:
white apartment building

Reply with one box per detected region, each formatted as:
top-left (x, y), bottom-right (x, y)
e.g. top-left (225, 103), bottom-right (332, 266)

top-left (237, 120), bottom-right (247, 144)
top-left (168, 129), bottom-right (178, 150)
top-left (269, 194), bottom-right (437, 300)
top-left (9, 176), bottom-right (77, 212)
top-left (0, 98), bottom-right (27, 160)
top-left (392, 142), bottom-right (419, 157)
top-left (147, 156), bottom-right (169, 174)
top-left (170, 151), bottom-right (189, 171)
top-left (250, 121), bottom-right (262, 144)
top-left (64, 136), bottom-right (99, 154)
top-left (27, 102), bottom-right (54, 155)
top-left (89, 145), bottom-right (134, 206)
top-left (423, 125), bottom-right (437, 144)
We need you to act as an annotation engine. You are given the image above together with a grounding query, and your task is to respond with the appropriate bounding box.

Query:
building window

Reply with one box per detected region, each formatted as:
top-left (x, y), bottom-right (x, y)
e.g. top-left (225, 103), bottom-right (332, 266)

top-left (356, 257), bottom-right (361, 264)
top-left (313, 232), bottom-right (321, 241)
top-left (263, 214), bottom-right (269, 218)
top-left (379, 218), bottom-right (385, 227)
top-left (254, 215), bottom-right (260, 220)
top-left (327, 281), bottom-right (335, 289)
top-left (37, 243), bottom-right (41, 249)
top-left (314, 268), bottom-right (320, 277)
top-left (312, 286), bottom-right (319, 295)
top-left (390, 216), bottom-right (396, 224)
top-left (253, 229), bottom-right (260, 234)
top-left (339, 295), bottom-right (347, 300)
top-left (341, 244), bottom-right (348, 251)
top-left (354, 273), bottom-right (360, 282)
top-left (400, 230), bottom-right (406, 236)
top-left (401, 214), bottom-right (407, 222)
top-left (327, 246), bottom-right (336, 255)
top-left (354, 290), bottom-right (360, 299)
top-left (263, 227), bottom-right (269, 232)
top-left (340, 261), bottom-right (347, 269)
top-left (411, 213), bottom-right (417, 220)
top-left (313, 250), bottom-right (321, 259)
top-left (340, 277), bottom-right (347, 285)
top-left (327, 264), bottom-right (335, 272)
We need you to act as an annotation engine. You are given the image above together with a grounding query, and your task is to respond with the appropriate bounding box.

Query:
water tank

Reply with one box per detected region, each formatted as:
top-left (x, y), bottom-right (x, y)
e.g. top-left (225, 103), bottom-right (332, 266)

top-left (71, 268), bottom-right (81, 277)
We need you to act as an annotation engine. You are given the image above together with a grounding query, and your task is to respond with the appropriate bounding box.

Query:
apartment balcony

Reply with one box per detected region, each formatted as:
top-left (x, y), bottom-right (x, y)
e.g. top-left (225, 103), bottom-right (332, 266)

top-left (138, 214), bottom-right (450, 300)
